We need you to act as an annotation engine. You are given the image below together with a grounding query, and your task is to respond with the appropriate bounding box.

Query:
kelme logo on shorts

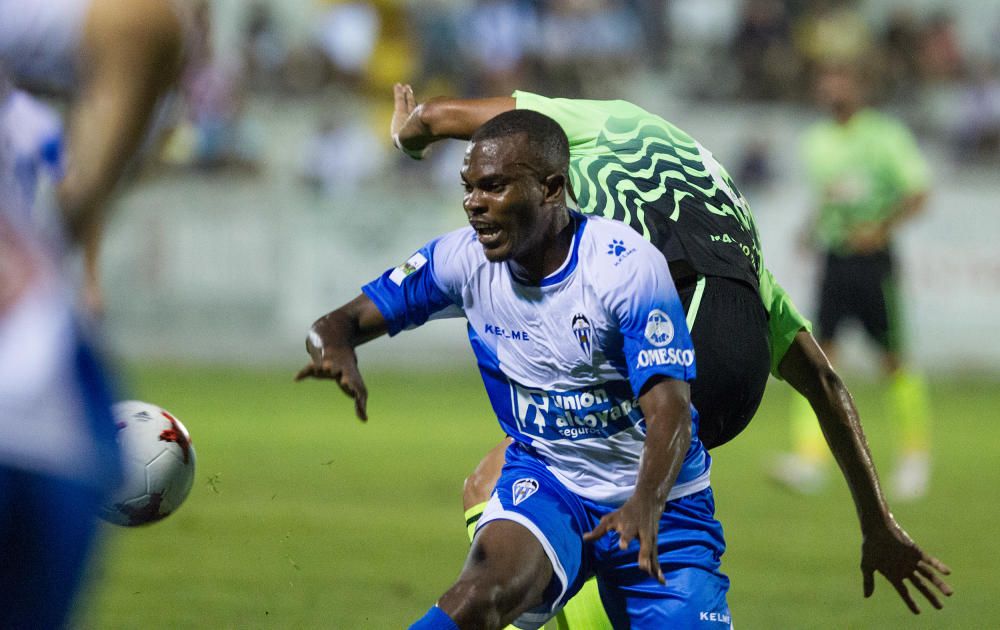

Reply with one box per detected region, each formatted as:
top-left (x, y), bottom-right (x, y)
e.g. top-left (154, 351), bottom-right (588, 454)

top-left (512, 478), bottom-right (539, 506)
top-left (644, 309), bottom-right (674, 347)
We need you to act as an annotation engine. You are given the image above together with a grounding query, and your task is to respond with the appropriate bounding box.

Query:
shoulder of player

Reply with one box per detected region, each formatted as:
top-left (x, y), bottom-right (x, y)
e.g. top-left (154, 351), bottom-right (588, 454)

top-left (802, 117), bottom-right (838, 144)
top-left (848, 109), bottom-right (914, 139)
top-left (425, 225), bottom-right (489, 275)
top-left (580, 216), bottom-right (663, 274)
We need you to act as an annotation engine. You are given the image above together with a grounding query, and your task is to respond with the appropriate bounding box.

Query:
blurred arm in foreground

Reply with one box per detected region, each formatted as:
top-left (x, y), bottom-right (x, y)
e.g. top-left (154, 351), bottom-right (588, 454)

top-left (60, 0), bottom-right (186, 314)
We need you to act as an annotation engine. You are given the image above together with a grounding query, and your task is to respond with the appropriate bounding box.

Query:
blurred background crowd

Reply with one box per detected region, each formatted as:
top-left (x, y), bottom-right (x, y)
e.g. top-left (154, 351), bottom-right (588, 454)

top-left (99, 0), bottom-right (1000, 374)
top-left (168, 0), bottom-right (1000, 176)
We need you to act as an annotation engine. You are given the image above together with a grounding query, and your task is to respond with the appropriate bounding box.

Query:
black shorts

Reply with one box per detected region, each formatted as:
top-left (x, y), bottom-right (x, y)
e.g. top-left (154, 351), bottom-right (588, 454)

top-left (816, 250), bottom-right (901, 352)
top-left (677, 275), bottom-right (771, 449)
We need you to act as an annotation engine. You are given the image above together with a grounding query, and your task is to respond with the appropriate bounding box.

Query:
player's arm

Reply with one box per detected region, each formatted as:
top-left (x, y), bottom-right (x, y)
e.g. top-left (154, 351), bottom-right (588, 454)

top-left (584, 376), bottom-right (692, 584)
top-left (390, 83), bottom-right (514, 157)
top-left (777, 331), bottom-right (953, 612)
top-left (61, 0), bottom-right (185, 310)
top-left (295, 294), bottom-right (389, 421)
top-left (847, 190), bottom-right (928, 254)
top-left (881, 120), bottom-right (931, 234)
top-left (298, 233), bottom-right (467, 420)
top-left (884, 190), bottom-right (927, 230)
top-left (758, 267), bottom-right (811, 378)
top-left (850, 121), bottom-right (931, 253)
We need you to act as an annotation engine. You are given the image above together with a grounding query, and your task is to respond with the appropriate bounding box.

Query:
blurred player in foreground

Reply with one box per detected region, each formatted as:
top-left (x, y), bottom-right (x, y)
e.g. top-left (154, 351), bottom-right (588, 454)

top-left (774, 62), bottom-right (934, 499)
top-left (0, 0), bottom-right (185, 315)
top-left (299, 111), bottom-right (731, 628)
top-left (389, 85), bottom-right (951, 624)
top-left (0, 0), bottom-right (184, 626)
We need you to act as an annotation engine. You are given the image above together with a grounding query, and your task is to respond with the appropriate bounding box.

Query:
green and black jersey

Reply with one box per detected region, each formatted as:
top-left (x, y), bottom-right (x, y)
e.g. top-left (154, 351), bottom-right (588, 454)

top-left (515, 91), bottom-right (763, 291)
top-left (516, 91), bottom-right (809, 375)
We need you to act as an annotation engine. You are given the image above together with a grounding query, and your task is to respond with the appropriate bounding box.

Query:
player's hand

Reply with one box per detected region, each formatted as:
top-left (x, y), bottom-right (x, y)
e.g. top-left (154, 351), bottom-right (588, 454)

top-left (391, 83), bottom-right (428, 159)
top-left (295, 331), bottom-right (369, 421)
top-left (847, 221), bottom-right (890, 254)
top-left (861, 520), bottom-right (953, 613)
top-left (583, 496), bottom-right (665, 584)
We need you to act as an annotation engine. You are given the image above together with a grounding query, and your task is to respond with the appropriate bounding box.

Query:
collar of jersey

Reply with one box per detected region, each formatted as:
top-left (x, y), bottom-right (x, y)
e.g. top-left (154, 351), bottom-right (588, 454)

top-left (509, 210), bottom-right (587, 288)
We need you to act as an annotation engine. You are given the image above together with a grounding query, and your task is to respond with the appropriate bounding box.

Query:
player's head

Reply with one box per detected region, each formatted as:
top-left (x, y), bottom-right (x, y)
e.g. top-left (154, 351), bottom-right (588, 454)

top-left (814, 61), bottom-right (867, 121)
top-left (461, 110), bottom-right (570, 264)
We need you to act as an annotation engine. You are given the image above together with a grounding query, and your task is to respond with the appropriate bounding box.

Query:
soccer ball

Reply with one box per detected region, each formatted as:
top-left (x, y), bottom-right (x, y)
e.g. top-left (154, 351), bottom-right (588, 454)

top-left (99, 400), bottom-right (196, 526)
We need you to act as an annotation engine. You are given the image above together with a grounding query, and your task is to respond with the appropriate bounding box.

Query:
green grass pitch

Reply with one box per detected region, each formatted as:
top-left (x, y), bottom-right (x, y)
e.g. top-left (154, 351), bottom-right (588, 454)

top-left (75, 364), bottom-right (997, 628)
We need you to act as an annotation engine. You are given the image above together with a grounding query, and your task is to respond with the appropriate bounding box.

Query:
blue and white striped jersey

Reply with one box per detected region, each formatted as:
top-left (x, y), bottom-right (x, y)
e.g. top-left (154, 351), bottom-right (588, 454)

top-left (363, 213), bottom-right (711, 505)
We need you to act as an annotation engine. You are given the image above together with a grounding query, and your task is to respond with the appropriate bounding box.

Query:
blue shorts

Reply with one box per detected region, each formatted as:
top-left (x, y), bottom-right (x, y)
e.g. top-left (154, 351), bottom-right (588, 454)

top-left (0, 467), bottom-right (104, 630)
top-left (476, 444), bottom-right (731, 629)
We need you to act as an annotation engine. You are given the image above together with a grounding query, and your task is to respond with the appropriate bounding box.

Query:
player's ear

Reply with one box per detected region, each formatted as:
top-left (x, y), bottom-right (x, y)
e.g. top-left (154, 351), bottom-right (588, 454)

top-left (542, 173), bottom-right (566, 204)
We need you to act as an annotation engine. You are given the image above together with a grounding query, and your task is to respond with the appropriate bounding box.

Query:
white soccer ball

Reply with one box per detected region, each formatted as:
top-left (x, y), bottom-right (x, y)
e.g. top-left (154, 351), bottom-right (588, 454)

top-left (99, 400), bottom-right (196, 526)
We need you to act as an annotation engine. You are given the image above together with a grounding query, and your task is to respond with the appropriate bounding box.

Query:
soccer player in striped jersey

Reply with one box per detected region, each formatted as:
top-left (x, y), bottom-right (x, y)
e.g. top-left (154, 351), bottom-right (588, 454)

top-left (0, 0), bottom-right (185, 315)
top-left (389, 85), bottom-right (952, 624)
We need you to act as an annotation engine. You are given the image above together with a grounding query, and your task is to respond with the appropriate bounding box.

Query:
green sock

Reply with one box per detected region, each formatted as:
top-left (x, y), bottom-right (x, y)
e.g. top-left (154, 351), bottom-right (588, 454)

top-left (464, 502), bottom-right (488, 543)
top-left (791, 393), bottom-right (829, 464)
top-left (890, 371), bottom-right (931, 453)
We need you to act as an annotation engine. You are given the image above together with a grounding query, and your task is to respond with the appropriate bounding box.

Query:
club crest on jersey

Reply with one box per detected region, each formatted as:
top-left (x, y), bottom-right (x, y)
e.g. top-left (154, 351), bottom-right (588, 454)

top-left (389, 252), bottom-right (428, 286)
top-left (644, 309), bottom-right (674, 347)
top-left (512, 478), bottom-right (539, 506)
top-left (571, 313), bottom-right (592, 359)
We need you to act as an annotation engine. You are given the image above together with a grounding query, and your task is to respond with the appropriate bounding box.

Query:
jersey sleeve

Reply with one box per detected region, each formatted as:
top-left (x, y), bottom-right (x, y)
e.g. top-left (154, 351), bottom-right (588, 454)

top-left (361, 231), bottom-right (469, 336)
top-left (884, 119), bottom-right (930, 196)
top-left (758, 267), bottom-right (812, 378)
top-left (605, 239), bottom-right (696, 396)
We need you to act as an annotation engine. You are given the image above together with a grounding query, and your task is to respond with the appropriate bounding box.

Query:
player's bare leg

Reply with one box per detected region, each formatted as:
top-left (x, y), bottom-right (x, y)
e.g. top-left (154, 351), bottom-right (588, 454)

top-left (412, 519), bottom-right (552, 630)
top-left (462, 437), bottom-right (511, 511)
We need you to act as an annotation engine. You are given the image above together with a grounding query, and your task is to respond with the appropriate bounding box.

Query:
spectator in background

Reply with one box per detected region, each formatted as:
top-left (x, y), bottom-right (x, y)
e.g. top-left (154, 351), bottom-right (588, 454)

top-left (731, 0), bottom-right (798, 101)
top-left (409, 0), bottom-right (465, 94)
top-left (918, 10), bottom-right (965, 83)
top-left (629, 0), bottom-right (670, 71)
top-left (301, 114), bottom-right (388, 195)
top-left (314, 1), bottom-right (380, 86)
top-left (880, 6), bottom-right (922, 101)
top-left (243, 1), bottom-right (288, 91)
top-left (953, 61), bottom-right (1000, 161)
top-left (532, 0), bottom-right (642, 98)
top-left (161, 0), bottom-right (260, 172)
top-left (773, 63), bottom-right (933, 501)
top-left (794, 0), bottom-right (872, 76)
top-left (461, 0), bottom-right (533, 96)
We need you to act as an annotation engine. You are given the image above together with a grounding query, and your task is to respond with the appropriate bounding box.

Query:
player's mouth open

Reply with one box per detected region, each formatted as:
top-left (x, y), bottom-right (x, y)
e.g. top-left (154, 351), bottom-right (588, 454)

top-left (473, 224), bottom-right (503, 246)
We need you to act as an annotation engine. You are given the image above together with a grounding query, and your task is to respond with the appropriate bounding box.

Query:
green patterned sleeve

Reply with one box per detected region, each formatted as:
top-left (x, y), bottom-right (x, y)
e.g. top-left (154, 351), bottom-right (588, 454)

top-left (759, 267), bottom-right (812, 378)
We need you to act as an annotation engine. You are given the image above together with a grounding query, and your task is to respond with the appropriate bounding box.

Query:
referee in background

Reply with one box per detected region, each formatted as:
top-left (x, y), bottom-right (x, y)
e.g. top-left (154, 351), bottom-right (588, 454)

top-left (773, 61), bottom-right (933, 500)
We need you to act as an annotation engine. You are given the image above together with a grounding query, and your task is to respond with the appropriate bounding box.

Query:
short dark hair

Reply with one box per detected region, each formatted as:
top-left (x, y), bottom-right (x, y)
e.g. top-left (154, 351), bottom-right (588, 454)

top-left (470, 109), bottom-right (569, 179)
